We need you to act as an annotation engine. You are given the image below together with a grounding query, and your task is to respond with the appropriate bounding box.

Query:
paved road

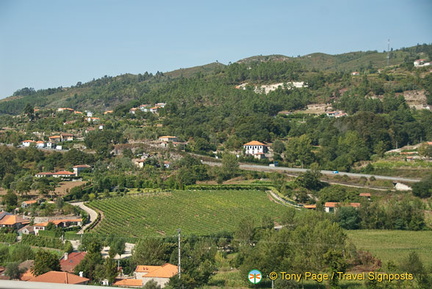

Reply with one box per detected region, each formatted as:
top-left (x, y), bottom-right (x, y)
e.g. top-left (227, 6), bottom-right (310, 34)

top-left (70, 202), bottom-right (99, 234)
top-left (202, 161), bottom-right (421, 183)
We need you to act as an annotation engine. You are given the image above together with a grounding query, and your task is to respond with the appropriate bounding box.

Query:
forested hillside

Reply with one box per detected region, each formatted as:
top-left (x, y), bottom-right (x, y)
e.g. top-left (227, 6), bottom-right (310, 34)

top-left (1, 44), bottom-right (431, 115)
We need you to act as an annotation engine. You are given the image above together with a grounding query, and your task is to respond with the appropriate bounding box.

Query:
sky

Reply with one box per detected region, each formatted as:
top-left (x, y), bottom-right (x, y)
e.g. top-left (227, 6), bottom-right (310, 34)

top-left (0, 0), bottom-right (431, 99)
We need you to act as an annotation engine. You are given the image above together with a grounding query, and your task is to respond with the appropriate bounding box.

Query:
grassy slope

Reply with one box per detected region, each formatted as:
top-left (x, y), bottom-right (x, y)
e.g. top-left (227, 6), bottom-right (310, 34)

top-left (87, 190), bottom-right (288, 238)
top-left (346, 230), bottom-right (432, 268)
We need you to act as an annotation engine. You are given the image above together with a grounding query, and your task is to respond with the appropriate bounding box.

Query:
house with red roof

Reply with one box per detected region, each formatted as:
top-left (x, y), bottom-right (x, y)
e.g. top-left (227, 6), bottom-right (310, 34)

top-left (28, 271), bottom-right (89, 284)
top-left (21, 140), bottom-right (36, 147)
top-left (134, 263), bottom-right (178, 288)
top-left (60, 252), bottom-right (87, 273)
top-left (243, 141), bottom-right (268, 159)
top-left (324, 202), bottom-right (361, 213)
top-left (0, 212), bottom-right (29, 229)
top-left (113, 278), bottom-right (143, 287)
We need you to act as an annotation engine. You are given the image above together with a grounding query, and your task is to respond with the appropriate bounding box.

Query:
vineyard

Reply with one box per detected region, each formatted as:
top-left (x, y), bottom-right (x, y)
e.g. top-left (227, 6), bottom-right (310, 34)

top-left (87, 190), bottom-right (288, 238)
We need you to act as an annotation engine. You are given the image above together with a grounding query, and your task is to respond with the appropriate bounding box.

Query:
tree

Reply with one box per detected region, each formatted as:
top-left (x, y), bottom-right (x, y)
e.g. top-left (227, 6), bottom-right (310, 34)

top-left (295, 164), bottom-right (323, 191)
top-left (285, 135), bottom-right (316, 166)
top-left (272, 139), bottom-right (286, 154)
top-left (5, 262), bottom-right (25, 280)
top-left (32, 250), bottom-right (61, 276)
top-left (132, 238), bottom-right (168, 266)
top-left (412, 174), bottom-right (432, 198)
top-left (221, 153), bottom-right (239, 180)
top-left (9, 244), bottom-right (34, 263)
top-left (336, 206), bottom-right (361, 229)
top-left (74, 240), bottom-right (104, 281)
top-left (2, 190), bottom-right (18, 211)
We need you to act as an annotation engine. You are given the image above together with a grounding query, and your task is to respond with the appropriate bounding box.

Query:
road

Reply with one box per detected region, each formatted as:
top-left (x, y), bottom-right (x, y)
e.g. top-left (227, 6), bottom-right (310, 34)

top-left (70, 202), bottom-right (99, 234)
top-left (202, 161), bottom-right (421, 183)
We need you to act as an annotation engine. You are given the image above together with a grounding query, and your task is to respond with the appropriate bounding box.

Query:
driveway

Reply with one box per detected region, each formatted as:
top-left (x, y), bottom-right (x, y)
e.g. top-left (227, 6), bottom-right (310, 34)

top-left (70, 202), bottom-right (99, 234)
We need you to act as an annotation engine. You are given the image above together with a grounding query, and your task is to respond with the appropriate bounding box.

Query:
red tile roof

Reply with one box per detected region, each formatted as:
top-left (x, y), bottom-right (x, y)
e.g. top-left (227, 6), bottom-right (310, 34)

top-left (244, 141), bottom-right (266, 146)
top-left (60, 252), bottom-right (87, 272)
top-left (28, 271), bottom-right (89, 284)
top-left (359, 193), bottom-right (371, 197)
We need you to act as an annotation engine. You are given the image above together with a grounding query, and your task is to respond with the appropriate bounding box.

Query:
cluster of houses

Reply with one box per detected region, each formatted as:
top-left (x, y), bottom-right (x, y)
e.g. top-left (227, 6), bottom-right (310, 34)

top-left (235, 82), bottom-right (307, 94)
top-left (34, 165), bottom-right (91, 179)
top-left (13, 251), bottom-right (178, 288)
top-left (129, 103), bottom-right (167, 114)
top-left (21, 133), bottom-right (75, 150)
top-left (19, 218), bottom-right (83, 236)
top-left (302, 193), bottom-right (371, 212)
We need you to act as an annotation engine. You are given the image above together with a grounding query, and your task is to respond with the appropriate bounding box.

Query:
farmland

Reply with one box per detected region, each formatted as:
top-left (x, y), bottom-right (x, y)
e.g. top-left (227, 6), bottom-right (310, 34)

top-left (346, 230), bottom-right (432, 268)
top-left (87, 190), bottom-right (289, 238)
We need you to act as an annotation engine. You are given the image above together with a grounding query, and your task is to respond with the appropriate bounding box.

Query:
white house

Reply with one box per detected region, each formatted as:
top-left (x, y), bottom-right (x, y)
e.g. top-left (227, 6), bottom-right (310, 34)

top-left (324, 202), bottom-right (361, 213)
top-left (73, 165), bottom-right (91, 176)
top-left (22, 140), bottom-right (36, 147)
top-left (414, 59), bottom-right (431, 67)
top-left (35, 141), bottom-right (45, 148)
top-left (243, 141), bottom-right (268, 156)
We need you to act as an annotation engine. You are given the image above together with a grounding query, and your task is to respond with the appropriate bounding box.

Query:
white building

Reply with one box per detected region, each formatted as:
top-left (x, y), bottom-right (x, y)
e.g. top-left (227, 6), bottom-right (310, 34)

top-left (243, 141), bottom-right (268, 156)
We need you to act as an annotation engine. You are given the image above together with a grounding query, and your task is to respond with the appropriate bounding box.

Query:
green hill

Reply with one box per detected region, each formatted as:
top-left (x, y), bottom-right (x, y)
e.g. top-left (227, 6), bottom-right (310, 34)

top-left (0, 43), bottom-right (430, 115)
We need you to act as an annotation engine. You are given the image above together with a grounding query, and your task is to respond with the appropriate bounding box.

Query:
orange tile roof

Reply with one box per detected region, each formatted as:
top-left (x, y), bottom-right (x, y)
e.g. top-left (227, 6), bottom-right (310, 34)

top-left (324, 202), bottom-right (339, 208)
top-left (49, 135), bottom-right (61, 138)
top-left (0, 215), bottom-right (29, 226)
top-left (303, 204), bottom-right (317, 209)
top-left (22, 140), bottom-right (35, 143)
top-left (244, 141), bottom-right (266, 146)
top-left (20, 268), bottom-right (35, 281)
top-left (34, 219), bottom-right (82, 227)
top-left (29, 271), bottom-right (89, 284)
top-left (136, 263), bottom-right (178, 278)
top-left (22, 200), bottom-right (38, 205)
top-left (359, 193), bottom-right (371, 197)
top-left (113, 279), bottom-right (143, 286)
top-left (350, 203), bottom-right (361, 208)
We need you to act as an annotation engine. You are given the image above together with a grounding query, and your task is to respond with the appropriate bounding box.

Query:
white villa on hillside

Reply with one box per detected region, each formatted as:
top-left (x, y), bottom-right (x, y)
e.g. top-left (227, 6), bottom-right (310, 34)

top-left (243, 141), bottom-right (268, 159)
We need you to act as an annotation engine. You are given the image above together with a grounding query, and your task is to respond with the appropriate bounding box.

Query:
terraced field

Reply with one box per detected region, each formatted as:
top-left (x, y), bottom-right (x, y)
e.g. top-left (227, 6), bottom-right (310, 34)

top-left (87, 190), bottom-right (288, 238)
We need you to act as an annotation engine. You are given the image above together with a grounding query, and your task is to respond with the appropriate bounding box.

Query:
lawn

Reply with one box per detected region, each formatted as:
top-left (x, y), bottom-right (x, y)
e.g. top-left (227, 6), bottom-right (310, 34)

top-left (87, 190), bottom-right (288, 238)
top-left (346, 230), bottom-right (432, 268)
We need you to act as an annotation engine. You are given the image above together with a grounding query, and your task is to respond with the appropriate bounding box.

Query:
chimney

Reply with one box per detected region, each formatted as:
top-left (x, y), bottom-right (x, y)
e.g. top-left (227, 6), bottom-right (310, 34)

top-left (79, 271), bottom-right (84, 278)
top-left (64, 252), bottom-right (68, 260)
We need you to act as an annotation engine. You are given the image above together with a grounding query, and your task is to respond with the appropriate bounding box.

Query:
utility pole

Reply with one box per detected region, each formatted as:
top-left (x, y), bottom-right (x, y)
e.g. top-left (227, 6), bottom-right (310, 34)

top-left (387, 39), bottom-right (390, 66)
top-left (177, 228), bottom-right (181, 279)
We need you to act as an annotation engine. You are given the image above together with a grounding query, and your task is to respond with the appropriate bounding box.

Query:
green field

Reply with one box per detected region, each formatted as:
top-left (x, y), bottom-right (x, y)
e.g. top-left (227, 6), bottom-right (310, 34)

top-left (87, 190), bottom-right (288, 238)
top-left (346, 230), bottom-right (432, 268)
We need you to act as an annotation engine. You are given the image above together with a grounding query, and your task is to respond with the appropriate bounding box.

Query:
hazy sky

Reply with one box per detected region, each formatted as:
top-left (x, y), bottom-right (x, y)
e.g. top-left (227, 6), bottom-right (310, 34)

top-left (0, 0), bottom-right (431, 99)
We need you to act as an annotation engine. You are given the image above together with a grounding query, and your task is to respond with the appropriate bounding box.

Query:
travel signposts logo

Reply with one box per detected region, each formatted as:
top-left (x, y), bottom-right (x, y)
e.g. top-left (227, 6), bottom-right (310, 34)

top-left (248, 269), bottom-right (262, 284)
